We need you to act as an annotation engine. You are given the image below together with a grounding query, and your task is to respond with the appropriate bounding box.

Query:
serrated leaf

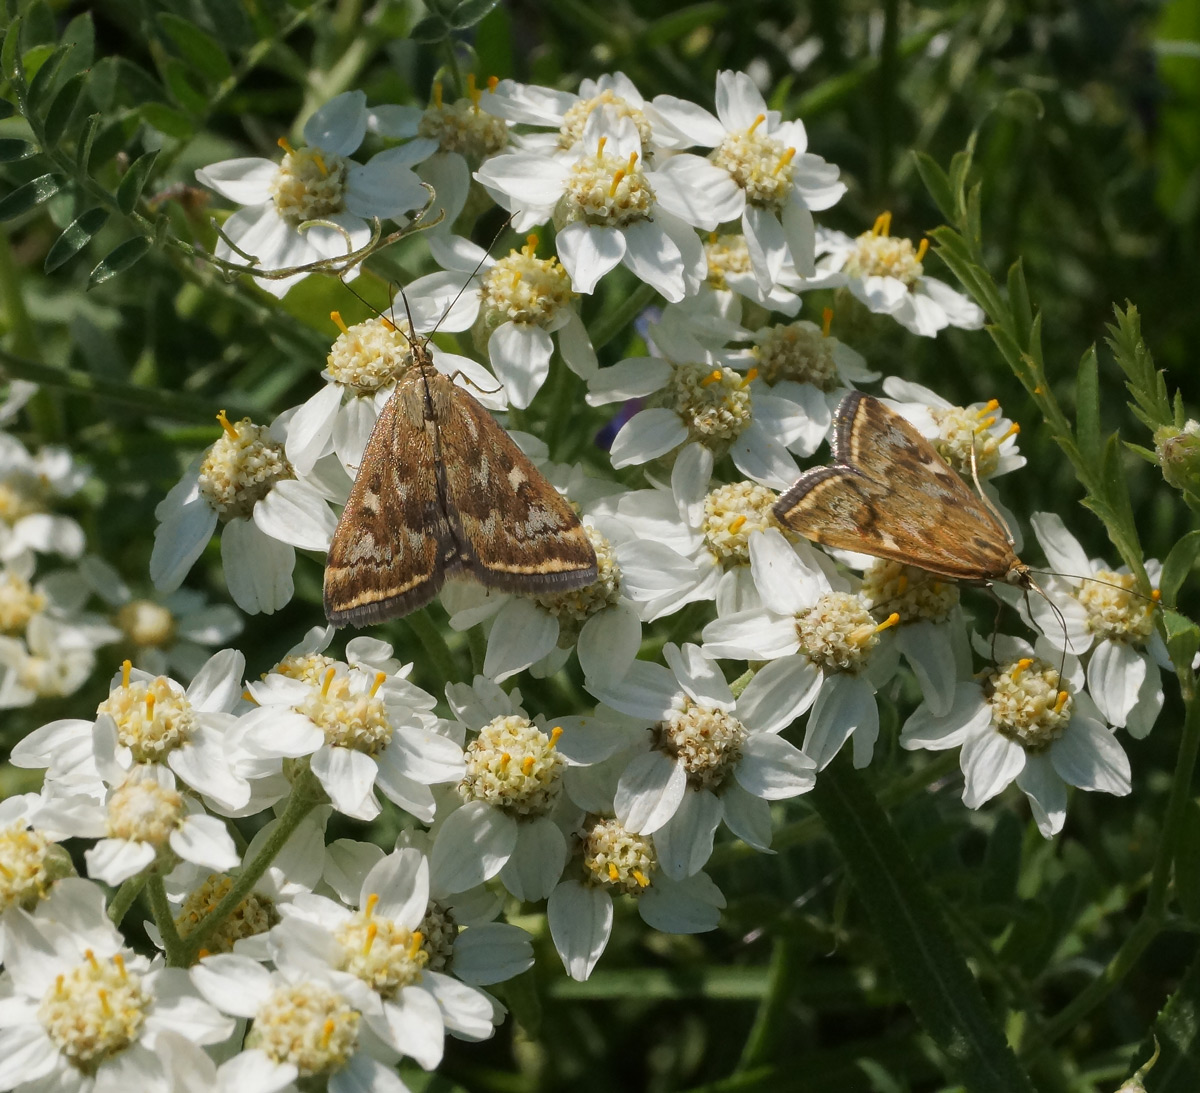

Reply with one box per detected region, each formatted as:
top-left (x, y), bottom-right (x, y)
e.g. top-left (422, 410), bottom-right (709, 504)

top-left (157, 13), bottom-right (232, 83)
top-left (1175, 799), bottom-right (1200, 925)
top-left (1131, 946), bottom-right (1200, 1091)
top-left (410, 14), bottom-right (450, 41)
top-left (912, 150), bottom-right (955, 222)
top-left (446, 0), bottom-right (501, 26)
top-left (1161, 531), bottom-right (1200, 607)
top-left (88, 237), bottom-right (151, 288)
top-left (0, 173), bottom-right (61, 220)
top-left (116, 150), bottom-right (159, 215)
top-left (42, 71), bottom-right (85, 146)
top-left (1076, 348), bottom-right (1101, 466)
top-left (43, 207), bottom-right (109, 273)
top-left (1163, 609), bottom-right (1200, 670)
top-left (2, 16), bottom-right (24, 82)
top-left (0, 138), bottom-right (34, 161)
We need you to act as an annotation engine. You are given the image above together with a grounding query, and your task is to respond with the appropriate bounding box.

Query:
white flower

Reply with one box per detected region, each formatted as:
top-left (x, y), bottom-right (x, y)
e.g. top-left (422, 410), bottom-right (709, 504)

top-left (816, 216), bottom-right (985, 336)
top-left (427, 677), bottom-right (624, 902)
top-left (0, 432), bottom-right (87, 562)
top-left (368, 76), bottom-right (512, 232)
top-left (149, 410), bottom-right (340, 615)
top-left (650, 70), bottom-right (846, 289)
top-left (0, 878), bottom-right (234, 1093)
top-left (752, 313), bottom-right (878, 400)
top-left (697, 231), bottom-right (805, 315)
top-left (702, 529), bottom-right (900, 768)
top-left (1011, 512), bottom-right (1166, 737)
top-left (271, 847), bottom-right (500, 1068)
top-left (900, 635), bottom-right (1132, 837)
top-left (0, 791), bottom-right (80, 950)
top-left (195, 90), bottom-right (429, 297)
top-left (401, 231), bottom-right (597, 408)
top-left (547, 812), bottom-right (726, 982)
top-left (586, 641), bottom-right (815, 875)
top-left (0, 611), bottom-right (118, 709)
top-left (587, 317), bottom-right (812, 486)
top-left (0, 553), bottom-right (106, 644)
top-left (475, 108), bottom-right (737, 300)
top-left (238, 658), bottom-right (463, 823)
top-left (10, 650), bottom-right (252, 814)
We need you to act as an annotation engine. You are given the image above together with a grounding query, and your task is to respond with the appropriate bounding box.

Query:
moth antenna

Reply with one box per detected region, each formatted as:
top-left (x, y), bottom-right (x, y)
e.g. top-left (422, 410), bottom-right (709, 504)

top-left (334, 276), bottom-right (417, 349)
top-left (427, 213), bottom-right (514, 340)
top-left (397, 287), bottom-right (420, 347)
top-left (968, 438), bottom-right (1017, 551)
top-left (1025, 568), bottom-right (1161, 606)
top-left (1021, 572), bottom-right (1072, 680)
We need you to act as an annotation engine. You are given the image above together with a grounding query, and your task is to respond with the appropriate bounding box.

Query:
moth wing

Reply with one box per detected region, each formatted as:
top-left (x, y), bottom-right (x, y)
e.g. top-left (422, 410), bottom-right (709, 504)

top-left (432, 377), bottom-right (598, 594)
top-left (324, 383), bottom-right (453, 626)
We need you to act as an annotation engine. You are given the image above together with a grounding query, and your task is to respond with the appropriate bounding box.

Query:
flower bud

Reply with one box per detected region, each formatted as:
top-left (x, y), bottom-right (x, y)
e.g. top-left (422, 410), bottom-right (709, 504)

top-left (1155, 420), bottom-right (1200, 494)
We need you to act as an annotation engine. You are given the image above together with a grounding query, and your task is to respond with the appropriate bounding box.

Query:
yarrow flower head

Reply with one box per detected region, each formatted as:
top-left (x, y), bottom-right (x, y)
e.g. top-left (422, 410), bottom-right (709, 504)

top-left (0, 432), bottom-right (87, 563)
top-left (195, 90), bottom-right (430, 297)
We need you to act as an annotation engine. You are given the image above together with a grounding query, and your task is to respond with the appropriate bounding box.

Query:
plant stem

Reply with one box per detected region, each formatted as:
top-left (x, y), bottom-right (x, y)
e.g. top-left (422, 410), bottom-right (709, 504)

top-left (403, 608), bottom-right (463, 685)
top-left (107, 872), bottom-right (149, 926)
top-left (147, 871), bottom-right (187, 966)
top-left (590, 281), bottom-right (658, 352)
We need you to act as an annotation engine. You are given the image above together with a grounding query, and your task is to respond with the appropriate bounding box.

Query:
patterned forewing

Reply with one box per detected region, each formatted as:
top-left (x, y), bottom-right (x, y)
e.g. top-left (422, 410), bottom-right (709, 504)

top-left (430, 374), bottom-right (598, 592)
top-left (323, 379), bottom-right (451, 625)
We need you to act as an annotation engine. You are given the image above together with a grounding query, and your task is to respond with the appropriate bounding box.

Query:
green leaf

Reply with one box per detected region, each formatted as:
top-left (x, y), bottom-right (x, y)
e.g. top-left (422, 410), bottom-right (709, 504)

top-left (42, 71), bottom-right (86, 146)
top-left (43, 207), bottom-right (109, 273)
top-left (1006, 259), bottom-right (1033, 349)
top-left (1132, 944), bottom-right (1200, 1090)
top-left (140, 102), bottom-right (194, 140)
top-left (1163, 609), bottom-right (1200, 671)
top-left (26, 40), bottom-right (73, 111)
top-left (447, 0), bottom-right (501, 28)
top-left (87, 237), bottom-right (151, 288)
top-left (1075, 347), bottom-right (1101, 467)
top-left (809, 760), bottom-right (1036, 1093)
top-left (157, 14), bottom-right (232, 83)
top-left (116, 150), bottom-right (160, 215)
top-left (1175, 799), bottom-right (1200, 925)
top-left (0, 99), bottom-right (14, 120)
top-left (2, 16), bottom-right (24, 82)
top-left (410, 14), bottom-right (450, 42)
top-left (643, 2), bottom-right (727, 46)
top-left (0, 138), bottom-right (34, 161)
top-left (1161, 531), bottom-right (1200, 607)
top-left (999, 87), bottom-right (1044, 120)
top-left (161, 59), bottom-right (209, 114)
top-left (75, 112), bottom-right (100, 172)
top-left (57, 13), bottom-right (95, 80)
top-left (912, 150), bottom-right (955, 221)
top-left (0, 173), bottom-right (61, 220)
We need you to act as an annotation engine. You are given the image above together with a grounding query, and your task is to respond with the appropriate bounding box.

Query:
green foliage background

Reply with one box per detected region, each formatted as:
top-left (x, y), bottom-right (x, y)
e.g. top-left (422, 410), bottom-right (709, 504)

top-left (3, 1), bottom-right (1200, 1090)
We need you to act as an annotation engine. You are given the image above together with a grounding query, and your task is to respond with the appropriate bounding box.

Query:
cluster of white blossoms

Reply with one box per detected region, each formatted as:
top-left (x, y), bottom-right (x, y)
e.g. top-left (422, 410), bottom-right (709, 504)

top-left (0, 67), bottom-right (1163, 1092)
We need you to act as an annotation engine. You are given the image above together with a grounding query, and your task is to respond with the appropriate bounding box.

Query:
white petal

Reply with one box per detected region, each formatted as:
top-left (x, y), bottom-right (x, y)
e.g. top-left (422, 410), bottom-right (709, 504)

top-left (150, 485), bottom-right (218, 592)
top-left (653, 789), bottom-right (722, 878)
top-left (84, 838), bottom-right (155, 884)
top-left (735, 733), bottom-right (816, 799)
top-left (195, 157), bottom-right (277, 204)
top-left (662, 641), bottom-right (733, 708)
top-left (285, 384), bottom-right (343, 474)
top-left (171, 815), bottom-right (239, 871)
top-left (961, 729), bottom-right (1025, 808)
top-left (345, 148), bottom-right (428, 218)
top-left (1050, 716), bottom-right (1131, 795)
top-left (377, 986), bottom-right (444, 1070)
top-left (547, 879), bottom-right (612, 981)
top-left (586, 658), bottom-right (679, 718)
top-left (1015, 755), bottom-right (1068, 837)
top-left (310, 745), bottom-right (379, 820)
top-left (576, 603), bottom-right (641, 688)
top-left (621, 215), bottom-right (703, 303)
top-left (896, 622), bottom-right (959, 718)
top-left (608, 408), bottom-right (689, 468)
top-left (302, 90), bottom-right (366, 156)
top-left (474, 152), bottom-right (569, 204)
top-left (488, 322), bottom-right (551, 409)
top-left (720, 781), bottom-right (773, 851)
top-left (736, 655), bottom-right (822, 732)
top-left (586, 356), bottom-right (673, 405)
top-left (901, 684), bottom-right (991, 750)
top-left (729, 424), bottom-right (799, 489)
top-left (742, 204), bottom-right (787, 290)
top-left (482, 598), bottom-right (559, 682)
top-left (638, 871), bottom-right (724, 933)
top-left (803, 673), bottom-right (874, 770)
top-left (186, 648), bottom-right (245, 712)
top-left (253, 479), bottom-right (336, 551)
top-left (1086, 640), bottom-right (1146, 728)
top-left (651, 154), bottom-right (743, 226)
top-left (429, 801), bottom-right (519, 894)
top-left (557, 221), bottom-right (625, 294)
top-left (615, 751), bottom-right (687, 834)
top-left (498, 817), bottom-right (567, 901)
top-left (221, 518), bottom-right (294, 615)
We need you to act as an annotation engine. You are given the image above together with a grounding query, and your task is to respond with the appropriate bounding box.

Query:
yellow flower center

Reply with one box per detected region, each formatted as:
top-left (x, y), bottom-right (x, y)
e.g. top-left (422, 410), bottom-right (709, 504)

top-left (986, 657), bottom-right (1073, 751)
top-left (198, 412), bottom-right (294, 519)
top-left (710, 114), bottom-right (795, 212)
top-left (246, 982), bottom-right (361, 1077)
top-left (581, 816), bottom-right (655, 894)
top-left (269, 144), bottom-right (348, 226)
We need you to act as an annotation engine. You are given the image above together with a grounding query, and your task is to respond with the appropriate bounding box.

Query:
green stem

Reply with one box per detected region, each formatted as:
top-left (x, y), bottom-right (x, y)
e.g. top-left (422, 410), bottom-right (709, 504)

top-left (147, 871), bottom-right (187, 966)
top-left (403, 608), bottom-right (463, 685)
top-left (0, 228), bottom-right (37, 357)
top-left (107, 872), bottom-right (150, 926)
top-left (735, 934), bottom-right (796, 1071)
top-left (180, 769), bottom-right (324, 963)
top-left (590, 281), bottom-right (658, 352)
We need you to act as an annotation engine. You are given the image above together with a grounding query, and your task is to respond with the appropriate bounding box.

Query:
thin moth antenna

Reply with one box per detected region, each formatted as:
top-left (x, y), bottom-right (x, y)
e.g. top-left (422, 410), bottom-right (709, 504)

top-left (1025, 568), bottom-right (1162, 606)
top-left (425, 213), bottom-right (513, 340)
top-left (968, 437), bottom-right (1017, 550)
top-left (1021, 571), bottom-right (1071, 681)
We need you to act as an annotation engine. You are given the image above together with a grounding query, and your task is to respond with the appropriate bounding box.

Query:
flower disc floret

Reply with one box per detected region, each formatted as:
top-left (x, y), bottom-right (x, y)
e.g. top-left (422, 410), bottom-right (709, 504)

top-left (96, 673), bottom-right (198, 762)
top-left (654, 362), bottom-right (753, 446)
top-left (861, 560), bottom-right (959, 624)
top-left (754, 322), bottom-right (839, 391)
top-left (105, 777), bottom-right (183, 847)
top-left (930, 401), bottom-right (1011, 477)
top-left (198, 413), bottom-right (294, 519)
top-left (116, 600), bottom-right (176, 648)
top-left (558, 90), bottom-right (653, 150)
top-left (581, 817), bottom-right (655, 895)
top-left (1077, 571), bottom-right (1155, 644)
top-left (419, 903), bottom-right (457, 972)
top-left (335, 893), bottom-right (430, 998)
top-left (175, 875), bottom-right (280, 955)
top-left (656, 701), bottom-right (748, 790)
top-left (299, 667), bottom-right (393, 755)
top-left (458, 714), bottom-right (565, 816)
top-left (796, 591), bottom-right (884, 674)
top-left (269, 145), bottom-right (349, 226)
top-left (0, 569), bottom-right (45, 633)
top-left (480, 239), bottom-right (574, 329)
top-left (843, 222), bottom-right (925, 286)
top-left (710, 116), bottom-right (796, 212)
top-left (558, 144), bottom-right (654, 229)
top-left (326, 316), bottom-right (415, 393)
top-left (246, 982), bottom-right (360, 1077)
top-left (419, 90), bottom-right (508, 162)
top-left (38, 951), bottom-right (149, 1071)
top-left (703, 233), bottom-right (753, 290)
top-left (701, 481), bottom-right (779, 565)
top-left (986, 657), bottom-right (1073, 751)
top-left (533, 525), bottom-right (620, 628)
top-left (0, 824), bottom-right (66, 911)
top-left (274, 651), bottom-right (338, 685)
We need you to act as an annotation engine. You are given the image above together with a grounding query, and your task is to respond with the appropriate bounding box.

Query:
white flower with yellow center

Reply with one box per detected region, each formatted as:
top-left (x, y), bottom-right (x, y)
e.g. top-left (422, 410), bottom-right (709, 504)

top-left (586, 641), bottom-right (815, 875)
top-left (901, 636), bottom-right (1131, 837)
top-left (702, 529), bottom-right (901, 769)
top-left (401, 231), bottom-right (598, 408)
top-left (238, 661), bottom-right (463, 823)
top-left (0, 610), bottom-right (117, 710)
top-left (195, 91), bottom-right (429, 298)
top-left (0, 792), bottom-right (78, 956)
top-left (650, 70), bottom-right (846, 290)
top-left (0, 433), bottom-right (88, 564)
top-left (587, 317), bottom-right (813, 486)
top-left (0, 878), bottom-right (234, 1092)
top-left (697, 231), bottom-right (805, 314)
top-left (753, 312), bottom-right (878, 400)
top-left (428, 677), bottom-right (623, 902)
top-left (191, 952), bottom-right (399, 1093)
top-left (475, 108), bottom-right (738, 300)
top-left (547, 809), bottom-right (726, 982)
top-left (284, 311), bottom-right (506, 477)
top-left (149, 410), bottom-right (339, 616)
top-left (269, 848), bottom-right (500, 1069)
top-left (368, 76), bottom-right (511, 233)
top-left (1011, 512), bottom-right (1167, 738)
top-left (816, 216), bottom-right (985, 336)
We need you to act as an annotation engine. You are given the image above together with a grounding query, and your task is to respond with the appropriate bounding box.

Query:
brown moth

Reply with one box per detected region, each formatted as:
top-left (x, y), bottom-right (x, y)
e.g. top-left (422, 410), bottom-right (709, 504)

top-left (324, 334), bottom-right (598, 627)
top-left (773, 391), bottom-right (1033, 589)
